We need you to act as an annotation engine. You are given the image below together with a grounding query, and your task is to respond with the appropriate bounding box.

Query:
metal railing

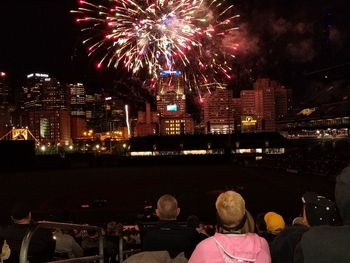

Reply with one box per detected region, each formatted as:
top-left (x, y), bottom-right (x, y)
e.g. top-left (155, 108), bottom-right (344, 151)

top-left (19, 221), bottom-right (104, 263)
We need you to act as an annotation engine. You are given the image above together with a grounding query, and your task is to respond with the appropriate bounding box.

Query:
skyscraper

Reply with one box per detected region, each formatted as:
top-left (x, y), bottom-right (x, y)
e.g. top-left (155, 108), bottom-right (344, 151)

top-left (0, 72), bottom-right (9, 110)
top-left (22, 73), bottom-right (66, 110)
top-left (203, 86), bottom-right (236, 134)
top-left (67, 83), bottom-right (86, 117)
top-left (275, 84), bottom-right (289, 120)
top-left (156, 70), bottom-right (193, 135)
top-left (240, 90), bottom-right (257, 132)
top-left (67, 83), bottom-right (87, 141)
top-left (22, 73), bottom-right (71, 145)
top-left (254, 78), bottom-right (276, 132)
top-left (0, 72), bottom-right (11, 137)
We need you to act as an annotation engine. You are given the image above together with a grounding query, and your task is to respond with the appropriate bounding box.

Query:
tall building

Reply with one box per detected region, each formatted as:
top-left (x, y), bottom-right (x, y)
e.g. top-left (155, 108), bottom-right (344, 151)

top-left (202, 87), bottom-right (235, 134)
top-left (157, 70), bottom-right (186, 116)
top-left (156, 70), bottom-right (193, 135)
top-left (23, 109), bottom-right (71, 146)
top-left (0, 72), bottom-right (9, 110)
top-left (103, 95), bottom-right (126, 132)
top-left (231, 98), bottom-right (242, 119)
top-left (136, 102), bottom-right (159, 136)
top-left (21, 73), bottom-right (71, 144)
top-left (0, 72), bottom-right (12, 137)
top-left (67, 83), bottom-right (86, 117)
top-left (240, 90), bottom-right (257, 132)
top-left (240, 90), bottom-right (256, 116)
top-left (254, 78), bottom-right (276, 132)
top-left (22, 73), bottom-right (66, 110)
top-left (275, 84), bottom-right (288, 119)
top-left (238, 78), bottom-right (290, 132)
top-left (71, 116), bottom-right (87, 141)
top-left (66, 83), bottom-right (87, 141)
top-left (85, 93), bottom-right (104, 130)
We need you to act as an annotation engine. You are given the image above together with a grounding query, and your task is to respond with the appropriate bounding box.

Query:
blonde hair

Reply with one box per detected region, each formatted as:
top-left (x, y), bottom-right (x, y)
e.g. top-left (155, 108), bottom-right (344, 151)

top-left (157, 194), bottom-right (179, 220)
top-left (241, 210), bottom-right (255, 233)
top-left (216, 191), bottom-right (246, 228)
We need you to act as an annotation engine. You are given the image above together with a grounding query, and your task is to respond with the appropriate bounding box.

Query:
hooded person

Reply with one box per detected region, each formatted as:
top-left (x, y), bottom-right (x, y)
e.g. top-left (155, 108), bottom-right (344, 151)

top-left (189, 190), bottom-right (271, 263)
top-left (294, 165), bottom-right (350, 263)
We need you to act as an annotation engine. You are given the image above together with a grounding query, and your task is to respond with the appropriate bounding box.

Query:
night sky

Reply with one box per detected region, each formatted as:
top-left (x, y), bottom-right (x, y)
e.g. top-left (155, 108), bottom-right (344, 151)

top-left (0, 0), bottom-right (349, 102)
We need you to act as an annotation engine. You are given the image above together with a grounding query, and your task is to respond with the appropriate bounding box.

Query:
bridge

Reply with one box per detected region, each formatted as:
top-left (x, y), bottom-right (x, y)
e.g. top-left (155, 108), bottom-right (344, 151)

top-left (0, 128), bottom-right (39, 143)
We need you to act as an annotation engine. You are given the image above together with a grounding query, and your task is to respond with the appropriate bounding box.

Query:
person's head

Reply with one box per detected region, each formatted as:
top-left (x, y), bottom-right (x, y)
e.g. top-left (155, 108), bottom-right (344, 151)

top-left (302, 192), bottom-right (338, 227)
top-left (335, 165), bottom-right (350, 225)
top-left (187, 215), bottom-right (200, 228)
top-left (264, 211), bottom-right (286, 235)
top-left (156, 194), bottom-right (180, 220)
top-left (11, 203), bottom-right (32, 224)
top-left (215, 190), bottom-right (246, 233)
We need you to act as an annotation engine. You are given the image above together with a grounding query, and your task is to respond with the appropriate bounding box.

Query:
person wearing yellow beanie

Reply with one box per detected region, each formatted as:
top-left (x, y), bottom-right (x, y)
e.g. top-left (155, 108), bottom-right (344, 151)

top-left (264, 212), bottom-right (286, 235)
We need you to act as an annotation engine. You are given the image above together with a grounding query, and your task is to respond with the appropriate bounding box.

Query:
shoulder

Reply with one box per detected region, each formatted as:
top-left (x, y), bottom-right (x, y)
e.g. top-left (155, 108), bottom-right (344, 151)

top-left (246, 232), bottom-right (268, 241)
top-left (191, 234), bottom-right (222, 255)
top-left (303, 225), bottom-right (350, 242)
top-left (189, 237), bottom-right (217, 263)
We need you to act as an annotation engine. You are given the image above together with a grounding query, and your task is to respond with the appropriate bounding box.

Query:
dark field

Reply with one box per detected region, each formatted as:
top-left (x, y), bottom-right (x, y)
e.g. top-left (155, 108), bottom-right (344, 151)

top-left (0, 161), bottom-right (334, 226)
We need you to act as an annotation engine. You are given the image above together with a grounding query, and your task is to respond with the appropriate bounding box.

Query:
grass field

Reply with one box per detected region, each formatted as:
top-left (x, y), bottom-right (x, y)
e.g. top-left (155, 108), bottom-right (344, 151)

top-left (0, 162), bottom-right (334, 226)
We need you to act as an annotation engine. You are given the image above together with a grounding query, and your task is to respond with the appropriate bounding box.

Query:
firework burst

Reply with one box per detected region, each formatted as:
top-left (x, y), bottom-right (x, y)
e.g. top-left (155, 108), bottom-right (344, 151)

top-left (72, 0), bottom-right (239, 93)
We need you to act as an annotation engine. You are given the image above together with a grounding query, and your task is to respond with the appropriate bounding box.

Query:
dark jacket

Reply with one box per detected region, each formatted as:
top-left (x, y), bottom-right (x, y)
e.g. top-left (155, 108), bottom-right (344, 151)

top-left (141, 220), bottom-right (200, 259)
top-left (270, 224), bottom-right (308, 263)
top-left (0, 223), bottom-right (56, 263)
top-left (294, 225), bottom-right (350, 263)
top-left (294, 165), bottom-right (350, 263)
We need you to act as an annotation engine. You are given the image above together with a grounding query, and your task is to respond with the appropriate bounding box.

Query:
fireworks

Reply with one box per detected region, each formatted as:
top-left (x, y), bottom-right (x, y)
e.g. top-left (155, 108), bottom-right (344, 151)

top-left (72, 0), bottom-right (239, 91)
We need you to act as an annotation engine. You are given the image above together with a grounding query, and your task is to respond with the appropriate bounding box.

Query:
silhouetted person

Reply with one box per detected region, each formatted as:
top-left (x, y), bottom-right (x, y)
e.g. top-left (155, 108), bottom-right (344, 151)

top-left (0, 203), bottom-right (56, 263)
top-left (53, 229), bottom-right (83, 258)
top-left (294, 166), bottom-right (350, 262)
top-left (271, 192), bottom-right (338, 263)
top-left (142, 194), bottom-right (200, 259)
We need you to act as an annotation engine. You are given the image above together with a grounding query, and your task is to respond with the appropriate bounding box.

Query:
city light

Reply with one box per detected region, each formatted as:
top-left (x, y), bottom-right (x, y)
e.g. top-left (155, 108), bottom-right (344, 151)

top-left (26, 73), bottom-right (49, 78)
top-left (125, 105), bottom-right (130, 138)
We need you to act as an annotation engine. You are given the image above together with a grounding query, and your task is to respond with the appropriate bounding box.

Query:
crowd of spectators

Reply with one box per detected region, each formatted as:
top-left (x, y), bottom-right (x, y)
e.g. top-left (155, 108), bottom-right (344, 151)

top-left (0, 164), bottom-right (350, 263)
top-left (251, 139), bottom-right (350, 180)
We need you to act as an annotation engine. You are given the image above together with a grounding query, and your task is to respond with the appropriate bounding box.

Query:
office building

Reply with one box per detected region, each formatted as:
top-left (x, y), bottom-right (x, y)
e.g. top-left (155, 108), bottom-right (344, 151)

top-left (136, 102), bottom-right (159, 136)
top-left (67, 83), bottom-right (86, 117)
top-left (0, 72), bottom-right (12, 137)
top-left (156, 70), bottom-right (193, 135)
top-left (254, 78), bottom-right (276, 132)
top-left (21, 73), bottom-right (71, 144)
top-left (202, 87), bottom-right (235, 134)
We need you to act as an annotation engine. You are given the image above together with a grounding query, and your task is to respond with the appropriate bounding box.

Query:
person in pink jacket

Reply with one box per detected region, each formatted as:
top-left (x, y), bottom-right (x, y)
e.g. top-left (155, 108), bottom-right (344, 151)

top-left (189, 190), bottom-right (271, 263)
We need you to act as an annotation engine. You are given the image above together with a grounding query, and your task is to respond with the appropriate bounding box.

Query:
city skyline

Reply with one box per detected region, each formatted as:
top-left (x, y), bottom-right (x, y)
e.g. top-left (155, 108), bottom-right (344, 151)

top-left (0, 0), bottom-right (349, 99)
